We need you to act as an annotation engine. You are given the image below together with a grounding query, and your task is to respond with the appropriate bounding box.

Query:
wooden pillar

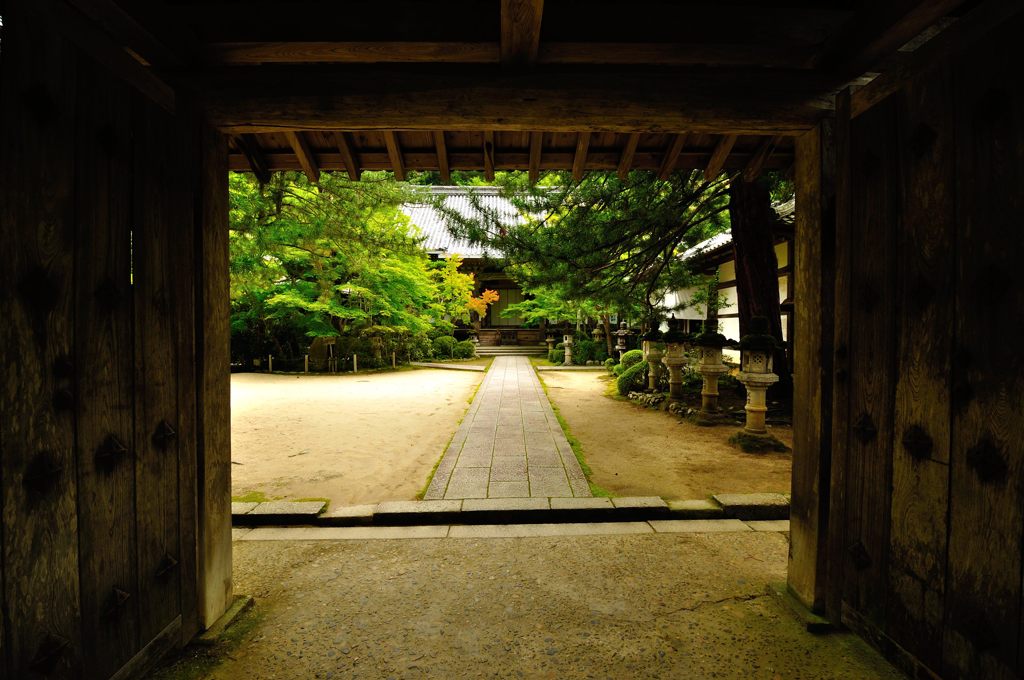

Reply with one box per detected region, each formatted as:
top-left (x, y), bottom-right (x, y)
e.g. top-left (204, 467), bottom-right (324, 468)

top-left (788, 116), bottom-right (836, 612)
top-left (195, 122), bottom-right (234, 629)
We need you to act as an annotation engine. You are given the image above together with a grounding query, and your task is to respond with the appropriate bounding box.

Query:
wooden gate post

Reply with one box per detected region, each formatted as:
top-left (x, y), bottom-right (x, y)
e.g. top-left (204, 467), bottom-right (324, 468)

top-left (788, 113), bottom-right (837, 613)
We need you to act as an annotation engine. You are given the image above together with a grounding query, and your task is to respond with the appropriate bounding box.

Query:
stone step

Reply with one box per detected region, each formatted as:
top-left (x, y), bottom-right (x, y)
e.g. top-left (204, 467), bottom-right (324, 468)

top-left (231, 493), bottom-right (791, 527)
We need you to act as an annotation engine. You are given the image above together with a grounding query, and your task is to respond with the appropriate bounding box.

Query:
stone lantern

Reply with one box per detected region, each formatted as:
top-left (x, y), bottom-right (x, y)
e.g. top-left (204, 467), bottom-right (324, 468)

top-left (693, 328), bottom-right (732, 422)
top-left (614, 321), bottom-right (631, 361)
top-left (591, 323), bottom-right (605, 344)
top-left (735, 317), bottom-right (783, 435)
top-left (545, 333), bottom-right (557, 353)
top-left (640, 328), bottom-right (664, 391)
top-left (562, 333), bottom-right (574, 366)
top-left (660, 326), bottom-right (689, 403)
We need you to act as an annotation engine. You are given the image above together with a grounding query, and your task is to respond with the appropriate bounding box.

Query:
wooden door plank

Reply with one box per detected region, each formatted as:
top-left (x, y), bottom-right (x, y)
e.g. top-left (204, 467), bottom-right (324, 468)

top-left (132, 94), bottom-right (184, 646)
top-left (73, 57), bottom-right (141, 679)
top-left (842, 94), bottom-right (899, 626)
top-left (944, 18), bottom-right (1024, 678)
top-left (885, 59), bottom-right (955, 672)
top-left (0, 11), bottom-right (83, 677)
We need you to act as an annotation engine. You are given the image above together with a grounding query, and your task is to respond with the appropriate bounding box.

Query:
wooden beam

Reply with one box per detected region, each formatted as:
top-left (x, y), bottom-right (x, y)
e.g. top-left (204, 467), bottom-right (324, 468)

top-left (529, 132), bottom-right (542, 184)
top-left (383, 131), bottom-right (406, 181)
top-left (434, 131), bottom-right (450, 183)
top-left (705, 134), bottom-right (738, 180)
top-left (501, 0), bottom-right (544, 67)
top-left (813, 0), bottom-right (968, 78)
top-left (66, 0), bottom-right (185, 67)
top-left (210, 41), bottom-right (498, 64)
top-left (207, 40), bottom-right (814, 69)
top-left (25, 0), bottom-right (175, 111)
top-left (658, 133), bottom-right (688, 179)
top-left (743, 135), bottom-right (782, 182)
top-left (200, 67), bottom-right (832, 135)
top-left (235, 134), bottom-right (271, 184)
top-left (332, 132), bottom-right (360, 180)
top-left (850, 0), bottom-right (1024, 119)
top-left (483, 131), bottom-right (496, 181)
top-left (572, 132), bottom-right (591, 181)
top-left (617, 133), bottom-right (641, 179)
top-left (228, 149), bottom-right (795, 175)
top-left (284, 131), bottom-right (319, 183)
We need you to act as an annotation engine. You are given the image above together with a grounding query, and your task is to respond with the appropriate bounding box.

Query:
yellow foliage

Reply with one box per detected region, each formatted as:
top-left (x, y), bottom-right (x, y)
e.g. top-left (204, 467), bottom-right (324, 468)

top-left (466, 289), bottom-right (499, 316)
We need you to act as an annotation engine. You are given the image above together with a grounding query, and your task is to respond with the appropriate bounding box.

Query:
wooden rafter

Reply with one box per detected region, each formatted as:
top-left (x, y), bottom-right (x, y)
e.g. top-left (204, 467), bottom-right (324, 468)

top-left (332, 132), bottom-right (359, 180)
top-left (617, 133), bottom-right (641, 179)
top-left (284, 130), bottom-right (319, 183)
top-left (528, 132), bottom-right (542, 184)
top-left (383, 131), bottom-right (405, 180)
top-left (743, 135), bottom-right (782, 182)
top-left (813, 0), bottom-right (968, 78)
top-left (572, 132), bottom-right (591, 181)
top-left (500, 0), bottom-right (544, 67)
top-left (705, 134), bottom-right (738, 180)
top-left (434, 131), bottom-right (450, 183)
top-left (483, 131), bottom-right (496, 181)
top-left (235, 134), bottom-right (271, 184)
top-left (658, 134), bottom-right (687, 180)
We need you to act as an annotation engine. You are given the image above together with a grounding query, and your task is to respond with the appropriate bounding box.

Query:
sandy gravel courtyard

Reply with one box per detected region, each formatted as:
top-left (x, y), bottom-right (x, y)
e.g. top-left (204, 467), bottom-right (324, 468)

top-left (231, 369), bottom-right (482, 507)
top-left (540, 370), bottom-right (792, 500)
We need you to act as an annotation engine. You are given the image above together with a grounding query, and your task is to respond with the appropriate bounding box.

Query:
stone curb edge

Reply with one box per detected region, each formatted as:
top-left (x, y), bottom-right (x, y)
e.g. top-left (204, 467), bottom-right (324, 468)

top-left (231, 493), bottom-right (790, 527)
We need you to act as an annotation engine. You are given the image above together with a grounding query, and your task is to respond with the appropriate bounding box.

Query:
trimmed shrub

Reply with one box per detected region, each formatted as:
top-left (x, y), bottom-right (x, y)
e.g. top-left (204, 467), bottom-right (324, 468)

top-left (620, 348), bottom-right (644, 370)
top-left (617, 360), bottom-right (648, 396)
top-left (549, 349), bottom-right (565, 364)
top-left (573, 339), bottom-right (597, 364)
top-left (431, 335), bottom-right (456, 359)
top-left (604, 357), bottom-right (616, 371)
top-left (454, 340), bottom-right (476, 359)
top-left (612, 363), bottom-right (624, 376)
top-left (408, 333), bottom-right (434, 361)
top-left (555, 342), bottom-right (565, 350)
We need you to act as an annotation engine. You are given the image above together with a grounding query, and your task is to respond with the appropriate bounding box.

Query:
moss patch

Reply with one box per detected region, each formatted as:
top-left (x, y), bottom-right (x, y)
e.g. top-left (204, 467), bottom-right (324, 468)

top-left (148, 602), bottom-right (264, 680)
top-left (231, 490), bottom-right (277, 504)
top-left (538, 375), bottom-right (614, 498)
top-left (728, 431), bottom-right (790, 453)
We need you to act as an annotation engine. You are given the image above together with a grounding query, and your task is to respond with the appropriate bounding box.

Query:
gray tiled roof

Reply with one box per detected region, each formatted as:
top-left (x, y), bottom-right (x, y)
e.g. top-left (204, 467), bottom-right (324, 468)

top-left (402, 186), bottom-right (518, 259)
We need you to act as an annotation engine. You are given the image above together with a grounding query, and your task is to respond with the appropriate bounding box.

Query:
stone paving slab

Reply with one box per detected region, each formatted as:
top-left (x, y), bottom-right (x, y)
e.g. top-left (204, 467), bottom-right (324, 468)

top-left (668, 499), bottom-right (725, 518)
top-left (232, 502), bottom-right (259, 515)
top-left (425, 356), bottom-right (592, 499)
top-left (448, 522), bottom-right (654, 539)
top-left (240, 526), bottom-right (450, 540)
top-left (713, 493), bottom-right (791, 520)
top-left (237, 500), bottom-right (327, 525)
top-left (649, 519), bottom-right (752, 533)
top-left (409, 361), bottom-right (488, 372)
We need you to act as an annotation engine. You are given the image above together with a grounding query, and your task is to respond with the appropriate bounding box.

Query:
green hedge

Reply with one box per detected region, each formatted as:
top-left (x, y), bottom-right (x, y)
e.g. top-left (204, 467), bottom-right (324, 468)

top-left (617, 360), bottom-right (648, 396)
top-left (454, 340), bottom-right (477, 359)
top-left (431, 335), bottom-right (456, 359)
top-left (620, 349), bottom-right (644, 370)
top-left (549, 349), bottom-right (565, 364)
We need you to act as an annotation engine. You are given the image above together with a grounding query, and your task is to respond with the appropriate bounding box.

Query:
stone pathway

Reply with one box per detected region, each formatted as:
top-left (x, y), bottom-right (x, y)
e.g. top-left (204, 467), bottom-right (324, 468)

top-left (424, 356), bottom-right (592, 499)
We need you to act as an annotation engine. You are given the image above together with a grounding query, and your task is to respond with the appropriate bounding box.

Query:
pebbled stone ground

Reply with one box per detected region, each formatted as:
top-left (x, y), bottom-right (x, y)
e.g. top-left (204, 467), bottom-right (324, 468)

top-left (151, 531), bottom-right (901, 679)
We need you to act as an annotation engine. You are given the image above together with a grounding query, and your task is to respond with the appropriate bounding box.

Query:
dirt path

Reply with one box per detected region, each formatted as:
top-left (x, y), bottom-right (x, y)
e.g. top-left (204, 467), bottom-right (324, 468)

top-left (539, 371), bottom-right (792, 500)
top-left (231, 369), bottom-right (482, 507)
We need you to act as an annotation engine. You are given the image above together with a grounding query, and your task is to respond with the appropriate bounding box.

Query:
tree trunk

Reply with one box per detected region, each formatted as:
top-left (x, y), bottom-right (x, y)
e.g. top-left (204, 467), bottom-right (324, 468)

top-left (602, 314), bottom-right (613, 356)
top-left (728, 178), bottom-right (791, 394)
